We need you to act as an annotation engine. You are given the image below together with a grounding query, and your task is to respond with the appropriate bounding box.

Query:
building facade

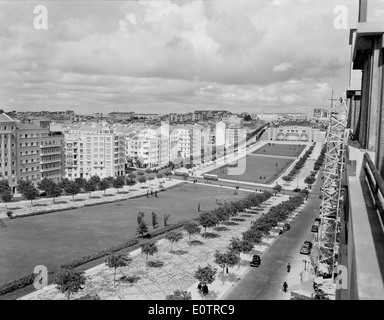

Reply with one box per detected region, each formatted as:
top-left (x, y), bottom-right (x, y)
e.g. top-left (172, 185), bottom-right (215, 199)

top-left (0, 113), bottom-right (17, 192)
top-left (65, 125), bottom-right (125, 179)
top-left (266, 126), bottom-right (319, 142)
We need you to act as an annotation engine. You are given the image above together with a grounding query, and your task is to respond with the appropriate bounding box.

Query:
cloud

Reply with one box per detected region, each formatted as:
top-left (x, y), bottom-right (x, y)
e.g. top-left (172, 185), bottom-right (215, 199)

top-left (0, 0), bottom-right (359, 114)
top-left (273, 62), bottom-right (294, 72)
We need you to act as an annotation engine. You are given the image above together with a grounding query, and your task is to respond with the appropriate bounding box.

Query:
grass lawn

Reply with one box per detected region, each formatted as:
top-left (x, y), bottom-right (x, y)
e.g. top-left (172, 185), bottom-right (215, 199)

top-left (206, 156), bottom-right (293, 184)
top-left (0, 184), bottom-right (247, 286)
top-left (252, 143), bottom-right (306, 157)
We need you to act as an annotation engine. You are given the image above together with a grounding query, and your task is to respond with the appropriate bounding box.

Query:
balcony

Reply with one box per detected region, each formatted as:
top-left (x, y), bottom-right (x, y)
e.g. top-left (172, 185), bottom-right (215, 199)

top-left (41, 158), bottom-right (62, 165)
top-left (341, 139), bottom-right (384, 299)
top-left (40, 150), bottom-right (62, 156)
top-left (41, 166), bottom-right (61, 173)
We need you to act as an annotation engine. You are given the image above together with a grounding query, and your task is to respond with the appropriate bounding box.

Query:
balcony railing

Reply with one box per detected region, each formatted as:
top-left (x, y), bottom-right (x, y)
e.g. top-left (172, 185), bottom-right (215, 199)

top-left (362, 153), bottom-right (384, 221)
top-left (343, 141), bottom-right (384, 300)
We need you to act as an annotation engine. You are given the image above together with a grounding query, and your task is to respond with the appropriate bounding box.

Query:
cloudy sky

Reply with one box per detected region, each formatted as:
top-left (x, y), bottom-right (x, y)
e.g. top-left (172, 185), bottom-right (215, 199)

top-left (0, 0), bottom-right (367, 115)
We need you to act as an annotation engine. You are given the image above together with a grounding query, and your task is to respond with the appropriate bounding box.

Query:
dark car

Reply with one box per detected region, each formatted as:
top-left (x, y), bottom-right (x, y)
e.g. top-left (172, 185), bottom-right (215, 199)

top-left (300, 244), bottom-right (311, 255)
top-left (304, 241), bottom-right (313, 249)
top-left (311, 225), bottom-right (319, 232)
top-left (283, 223), bottom-right (290, 231)
top-left (250, 255), bottom-right (261, 267)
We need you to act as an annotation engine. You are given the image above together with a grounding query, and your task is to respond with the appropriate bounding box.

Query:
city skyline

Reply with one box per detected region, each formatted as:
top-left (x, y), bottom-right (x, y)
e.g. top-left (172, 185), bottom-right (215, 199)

top-left (0, 0), bottom-right (363, 115)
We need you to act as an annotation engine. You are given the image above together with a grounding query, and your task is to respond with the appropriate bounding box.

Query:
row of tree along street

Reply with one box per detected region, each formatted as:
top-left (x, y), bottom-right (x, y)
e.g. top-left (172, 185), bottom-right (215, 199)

top-left (281, 142), bottom-right (315, 185)
top-left (0, 170), bottom-right (176, 216)
top-left (51, 188), bottom-right (308, 300)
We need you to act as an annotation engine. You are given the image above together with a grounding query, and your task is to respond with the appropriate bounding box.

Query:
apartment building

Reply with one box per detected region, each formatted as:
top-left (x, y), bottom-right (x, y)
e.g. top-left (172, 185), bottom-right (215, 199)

top-left (65, 124), bottom-right (125, 179)
top-left (0, 112), bottom-right (17, 192)
top-left (16, 123), bottom-right (46, 186)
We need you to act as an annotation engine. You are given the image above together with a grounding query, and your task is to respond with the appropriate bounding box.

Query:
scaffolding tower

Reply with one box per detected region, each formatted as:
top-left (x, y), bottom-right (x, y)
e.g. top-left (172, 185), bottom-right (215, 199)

top-left (317, 95), bottom-right (348, 276)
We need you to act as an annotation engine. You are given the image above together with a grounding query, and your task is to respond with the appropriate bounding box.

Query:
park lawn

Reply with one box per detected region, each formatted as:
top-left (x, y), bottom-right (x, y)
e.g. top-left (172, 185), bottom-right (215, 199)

top-left (251, 143), bottom-right (306, 157)
top-left (0, 183), bottom-right (247, 286)
top-left (206, 156), bottom-right (293, 184)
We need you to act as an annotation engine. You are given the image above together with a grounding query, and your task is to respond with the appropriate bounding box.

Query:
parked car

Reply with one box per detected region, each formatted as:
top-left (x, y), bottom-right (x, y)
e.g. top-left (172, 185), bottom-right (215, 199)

top-left (311, 225), bottom-right (319, 232)
top-left (250, 255), bottom-right (261, 267)
top-left (304, 241), bottom-right (313, 249)
top-left (300, 243), bottom-right (311, 255)
top-left (283, 223), bottom-right (290, 231)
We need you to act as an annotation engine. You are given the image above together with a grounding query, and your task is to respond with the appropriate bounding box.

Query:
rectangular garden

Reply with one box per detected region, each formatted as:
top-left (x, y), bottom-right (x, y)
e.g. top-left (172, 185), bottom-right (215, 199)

top-left (206, 155), bottom-right (293, 184)
top-left (251, 143), bottom-right (307, 157)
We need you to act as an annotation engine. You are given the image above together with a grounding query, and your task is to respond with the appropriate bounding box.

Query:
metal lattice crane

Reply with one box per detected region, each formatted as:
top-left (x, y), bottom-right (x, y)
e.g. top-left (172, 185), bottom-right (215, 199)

top-left (317, 93), bottom-right (348, 275)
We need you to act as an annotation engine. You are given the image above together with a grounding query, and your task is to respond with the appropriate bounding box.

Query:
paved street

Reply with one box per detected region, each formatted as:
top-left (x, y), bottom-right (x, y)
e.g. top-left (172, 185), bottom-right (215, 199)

top-left (221, 172), bottom-right (323, 300)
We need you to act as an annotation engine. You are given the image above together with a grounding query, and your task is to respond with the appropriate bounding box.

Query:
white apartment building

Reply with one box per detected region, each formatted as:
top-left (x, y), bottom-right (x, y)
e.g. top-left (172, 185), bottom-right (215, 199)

top-left (65, 125), bottom-right (125, 180)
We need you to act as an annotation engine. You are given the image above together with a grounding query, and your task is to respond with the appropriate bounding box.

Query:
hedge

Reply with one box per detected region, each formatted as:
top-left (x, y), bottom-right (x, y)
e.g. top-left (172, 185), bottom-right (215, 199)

top-left (0, 274), bottom-right (36, 296)
top-left (59, 239), bottom-right (140, 269)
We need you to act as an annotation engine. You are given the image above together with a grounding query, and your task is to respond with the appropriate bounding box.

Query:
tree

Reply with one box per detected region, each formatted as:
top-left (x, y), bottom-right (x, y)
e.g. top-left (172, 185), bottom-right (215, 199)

top-left (273, 184), bottom-right (283, 196)
top-left (148, 175), bottom-right (155, 185)
top-left (214, 250), bottom-right (240, 274)
top-left (84, 180), bottom-right (97, 198)
top-left (184, 222), bottom-right (201, 245)
top-left (168, 161), bottom-right (175, 169)
top-left (137, 221), bottom-right (148, 239)
top-left (98, 178), bottom-right (110, 196)
top-left (198, 211), bottom-right (218, 238)
top-left (90, 175), bottom-right (101, 185)
top-left (0, 181), bottom-right (12, 202)
top-left (240, 239), bottom-right (254, 256)
top-left (137, 211), bottom-right (145, 225)
top-left (37, 178), bottom-right (54, 195)
top-left (141, 241), bottom-right (158, 270)
top-left (164, 171), bottom-right (172, 179)
top-left (58, 178), bottom-right (71, 191)
top-left (137, 171), bottom-right (144, 176)
top-left (127, 173), bottom-right (136, 180)
top-left (194, 264), bottom-right (217, 295)
top-left (165, 231), bottom-right (184, 251)
top-left (105, 253), bottom-right (132, 287)
top-left (156, 173), bottom-right (163, 180)
top-left (152, 212), bottom-right (159, 229)
top-left (46, 183), bottom-right (62, 203)
top-left (228, 237), bottom-right (243, 257)
top-left (54, 269), bottom-right (86, 300)
top-left (164, 214), bottom-right (170, 226)
top-left (1, 190), bottom-right (12, 203)
top-left (282, 175), bottom-right (292, 183)
top-left (113, 176), bottom-right (125, 193)
top-left (63, 181), bottom-right (81, 201)
top-left (125, 178), bottom-right (136, 190)
top-left (304, 175), bottom-right (316, 188)
top-left (137, 176), bottom-right (147, 187)
top-left (145, 168), bottom-right (152, 174)
top-left (75, 177), bottom-right (86, 189)
top-left (244, 114), bottom-right (252, 121)
top-left (166, 290), bottom-right (191, 300)
top-left (17, 179), bottom-right (33, 197)
top-left (19, 182), bottom-right (39, 205)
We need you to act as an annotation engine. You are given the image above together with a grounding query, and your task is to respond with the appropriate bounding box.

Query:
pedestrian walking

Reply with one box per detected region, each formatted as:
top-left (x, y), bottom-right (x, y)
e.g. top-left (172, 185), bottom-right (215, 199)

top-left (226, 266), bottom-right (229, 274)
top-left (150, 189), bottom-right (153, 196)
top-left (287, 263), bottom-right (291, 273)
top-left (146, 190), bottom-right (149, 198)
top-left (155, 191), bottom-right (158, 198)
top-left (283, 282), bottom-right (288, 292)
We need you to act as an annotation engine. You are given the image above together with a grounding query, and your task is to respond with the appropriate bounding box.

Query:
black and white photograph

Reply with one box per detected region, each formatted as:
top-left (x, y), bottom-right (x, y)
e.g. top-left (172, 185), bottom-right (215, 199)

top-left (0, 0), bottom-right (383, 305)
